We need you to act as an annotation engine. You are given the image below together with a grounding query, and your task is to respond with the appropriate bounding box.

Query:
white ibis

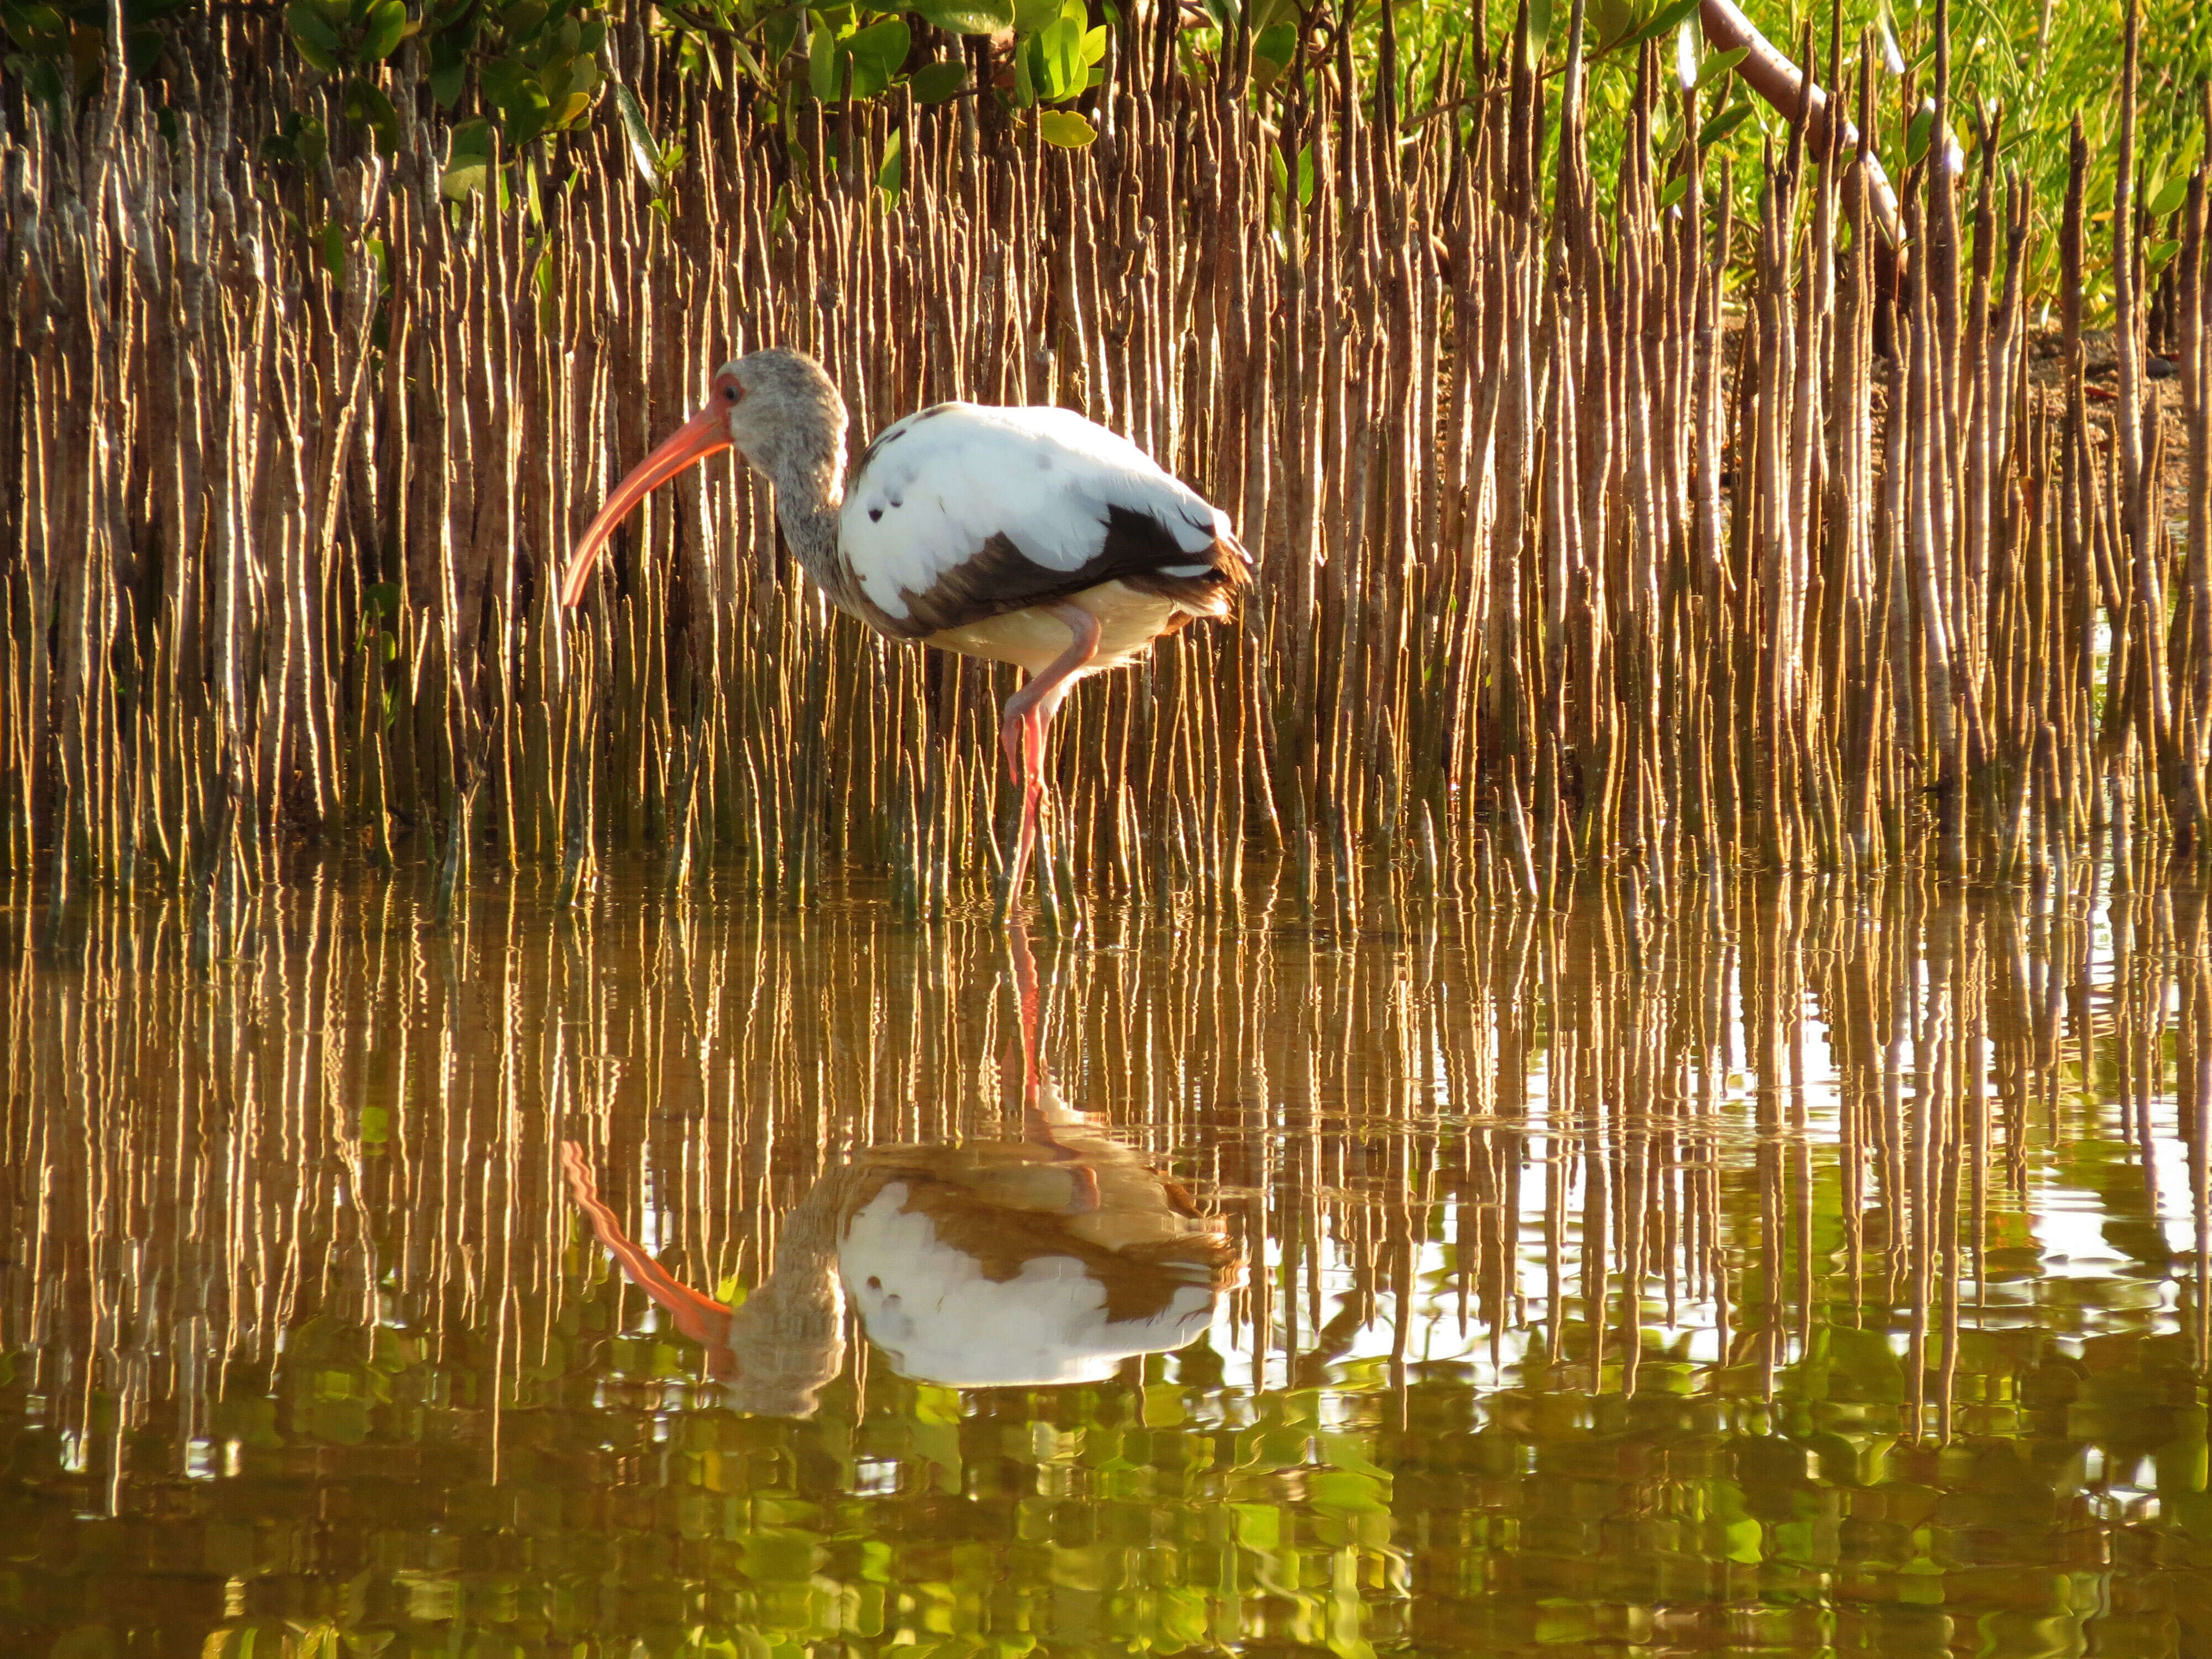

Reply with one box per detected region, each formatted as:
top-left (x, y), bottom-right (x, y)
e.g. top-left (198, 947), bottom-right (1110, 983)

top-left (561, 349), bottom-right (1253, 907)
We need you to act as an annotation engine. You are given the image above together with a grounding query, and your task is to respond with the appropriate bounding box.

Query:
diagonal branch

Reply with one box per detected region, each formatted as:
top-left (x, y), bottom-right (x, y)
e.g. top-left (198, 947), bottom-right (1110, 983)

top-left (1699, 0), bottom-right (1906, 270)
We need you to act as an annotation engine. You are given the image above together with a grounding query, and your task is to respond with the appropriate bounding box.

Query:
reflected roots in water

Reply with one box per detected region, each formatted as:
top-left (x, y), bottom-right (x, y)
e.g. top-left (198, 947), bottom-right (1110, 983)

top-left (4, 867), bottom-right (2211, 1656)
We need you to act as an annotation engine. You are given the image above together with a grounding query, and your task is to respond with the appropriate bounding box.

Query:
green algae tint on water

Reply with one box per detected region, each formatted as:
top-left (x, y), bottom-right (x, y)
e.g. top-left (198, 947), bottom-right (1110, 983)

top-left (3, 869), bottom-right (2210, 1659)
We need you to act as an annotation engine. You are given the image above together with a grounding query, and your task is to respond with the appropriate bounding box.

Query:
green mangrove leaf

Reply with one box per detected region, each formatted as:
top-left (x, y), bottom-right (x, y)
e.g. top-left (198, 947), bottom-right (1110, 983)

top-left (909, 0), bottom-right (1013, 34)
top-left (845, 15), bottom-right (909, 96)
top-left (1253, 20), bottom-right (1295, 71)
top-left (614, 82), bottom-right (660, 187)
top-left (807, 9), bottom-right (836, 99)
top-left (1036, 14), bottom-right (1082, 98)
top-left (503, 81), bottom-right (554, 145)
top-left (1524, 0), bottom-right (1551, 70)
top-left (727, 33), bottom-right (769, 85)
top-left (764, 6), bottom-right (800, 62)
top-left (343, 75), bottom-right (399, 151)
top-left (1697, 101), bottom-right (1750, 148)
top-left (1634, 0), bottom-right (1699, 45)
top-left (124, 22), bottom-right (164, 75)
top-left (428, 32), bottom-right (467, 107)
top-left (2147, 175), bottom-right (2188, 219)
top-left (359, 0), bottom-right (408, 60)
top-left (285, 0), bottom-right (343, 72)
top-left (559, 53), bottom-right (601, 109)
top-left (1905, 107), bottom-right (1933, 165)
top-left (1012, 0), bottom-right (1058, 33)
top-left (263, 110), bottom-right (332, 170)
top-left (5, 55), bottom-right (64, 106)
top-left (6, 4), bottom-right (71, 53)
top-left (1693, 44), bottom-right (1745, 89)
top-left (1037, 107), bottom-right (1094, 147)
top-left (295, 112), bottom-right (328, 168)
top-left (907, 58), bottom-right (966, 101)
top-left (479, 55), bottom-right (522, 107)
top-left (442, 116), bottom-right (494, 198)
top-left (877, 125), bottom-right (902, 196)
top-left (1658, 171), bottom-right (1689, 208)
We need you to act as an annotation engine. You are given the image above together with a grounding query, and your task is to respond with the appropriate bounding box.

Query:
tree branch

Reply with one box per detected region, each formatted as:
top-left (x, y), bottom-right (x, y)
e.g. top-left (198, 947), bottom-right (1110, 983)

top-left (1699, 0), bottom-right (1905, 269)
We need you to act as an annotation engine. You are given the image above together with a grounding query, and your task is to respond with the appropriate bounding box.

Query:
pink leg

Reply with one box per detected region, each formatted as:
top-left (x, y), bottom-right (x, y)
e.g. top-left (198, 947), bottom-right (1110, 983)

top-left (998, 603), bottom-right (1100, 914)
top-left (1005, 915), bottom-right (1102, 1214)
top-left (1006, 911), bottom-right (1043, 1100)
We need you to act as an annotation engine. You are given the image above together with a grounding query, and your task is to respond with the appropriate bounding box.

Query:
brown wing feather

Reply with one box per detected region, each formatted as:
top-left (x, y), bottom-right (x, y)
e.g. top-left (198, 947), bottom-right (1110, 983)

top-left (889, 505), bottom-right (1251, 638)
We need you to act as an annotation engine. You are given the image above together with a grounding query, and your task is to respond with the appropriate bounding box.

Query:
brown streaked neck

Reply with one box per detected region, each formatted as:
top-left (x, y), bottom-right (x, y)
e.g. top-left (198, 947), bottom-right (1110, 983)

top-left (765, 405), bottom-right (865, 620)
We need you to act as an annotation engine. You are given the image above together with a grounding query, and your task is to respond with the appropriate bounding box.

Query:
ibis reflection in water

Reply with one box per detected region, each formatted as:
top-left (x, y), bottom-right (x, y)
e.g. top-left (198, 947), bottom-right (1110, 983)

top-left (559, 923), bottom-right (1240, 1415)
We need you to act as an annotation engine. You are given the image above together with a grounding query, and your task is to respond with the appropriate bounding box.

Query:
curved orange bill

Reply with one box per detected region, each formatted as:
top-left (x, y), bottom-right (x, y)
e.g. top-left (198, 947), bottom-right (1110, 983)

top-left (560, 405), bottom-right (732, 607)
top-left (556, 1141), bottom-right (735, 1363)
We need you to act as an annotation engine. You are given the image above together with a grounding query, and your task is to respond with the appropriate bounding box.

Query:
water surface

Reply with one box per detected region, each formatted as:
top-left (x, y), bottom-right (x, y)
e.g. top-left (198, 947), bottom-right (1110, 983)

top-left (4, 869), bottom-right (2210, 1657)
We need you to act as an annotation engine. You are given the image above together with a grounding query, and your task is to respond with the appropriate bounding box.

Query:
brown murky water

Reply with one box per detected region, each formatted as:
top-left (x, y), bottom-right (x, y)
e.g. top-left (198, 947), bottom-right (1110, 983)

top-left (4, 868), bottom-right (2210, 1657)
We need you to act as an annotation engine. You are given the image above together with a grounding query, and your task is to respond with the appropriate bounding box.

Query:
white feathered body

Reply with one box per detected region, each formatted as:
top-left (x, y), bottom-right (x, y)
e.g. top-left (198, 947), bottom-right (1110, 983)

top-left (833, 403), bottom-right (1251, 673)
top-left (838, 1180), bottom-right (1222, 1387)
